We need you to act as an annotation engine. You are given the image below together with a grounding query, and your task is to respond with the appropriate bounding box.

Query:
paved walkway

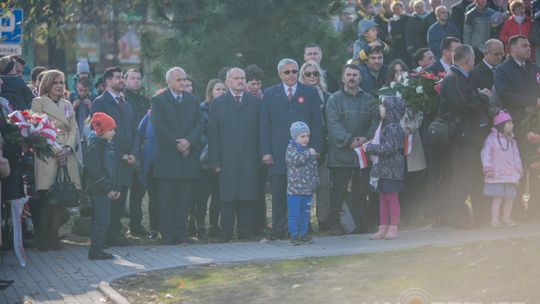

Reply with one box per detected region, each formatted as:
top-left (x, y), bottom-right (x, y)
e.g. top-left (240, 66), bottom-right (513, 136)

top-left (2, 222), bottom-right (540, 304)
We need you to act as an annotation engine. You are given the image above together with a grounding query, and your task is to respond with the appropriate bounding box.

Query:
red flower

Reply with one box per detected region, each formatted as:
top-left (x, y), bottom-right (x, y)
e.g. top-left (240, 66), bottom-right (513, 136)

top-left (298, 96), bottom-right (304, 104)
top-left (437, 72), bottom-right (446, 78)
top-left (434, 83), bottom-right (441, 93)
top-left (422, 72), bottom-right (437, 80)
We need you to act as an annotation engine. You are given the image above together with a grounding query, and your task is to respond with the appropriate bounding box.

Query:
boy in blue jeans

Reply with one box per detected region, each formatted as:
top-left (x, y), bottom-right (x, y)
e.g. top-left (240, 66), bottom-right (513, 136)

top-left (286, 121), bottom-right (319, 245)
top-left (85, 112), bottom-right (120, 260)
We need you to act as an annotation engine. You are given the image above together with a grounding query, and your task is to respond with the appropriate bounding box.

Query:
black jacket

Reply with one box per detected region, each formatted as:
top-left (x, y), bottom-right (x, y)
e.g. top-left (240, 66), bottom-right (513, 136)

top-left (470, 60), bottom-right (494, 91)
top-left (125, 88), bottom-right (149, 127)
top-left (0, 75), bottom-right (33, 111)
top-left (85, 133), bottom-right (118, 194)
top-left (439, 66), bottom-right (490, 146)
top-left (406, 14), bottom-right (429, 56)
top-left (151, 89), bottom-right (205, 179)
top-left (493, 57), bottom-right (540, 124)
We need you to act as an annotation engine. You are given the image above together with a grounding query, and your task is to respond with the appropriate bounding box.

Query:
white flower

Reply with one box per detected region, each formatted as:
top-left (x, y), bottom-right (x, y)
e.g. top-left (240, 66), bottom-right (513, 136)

top-left (403, 79), bottom-right (409, 87)
top-left (402, 72), bottom-right (409, 80)
top-left (396, 91), bottom-right (402, 98)
top-left (416, 85), bottom-right (424, 94)
top-left (390, 81), bottom-right (396, 89)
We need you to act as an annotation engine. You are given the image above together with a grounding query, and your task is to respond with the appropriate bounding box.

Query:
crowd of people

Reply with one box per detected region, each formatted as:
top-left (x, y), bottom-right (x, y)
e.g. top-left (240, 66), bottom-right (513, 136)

top-left (0, 0), bottom-right (538, 269)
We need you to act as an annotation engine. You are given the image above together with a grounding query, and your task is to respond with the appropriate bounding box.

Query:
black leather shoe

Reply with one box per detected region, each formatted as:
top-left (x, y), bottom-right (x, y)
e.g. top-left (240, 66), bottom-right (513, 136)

top-left (148, 231), bottom-right (159, 240)
top-left (88, 250), bottom-right (114, 260)
top-left (129, 226), bottom-right (148, 236)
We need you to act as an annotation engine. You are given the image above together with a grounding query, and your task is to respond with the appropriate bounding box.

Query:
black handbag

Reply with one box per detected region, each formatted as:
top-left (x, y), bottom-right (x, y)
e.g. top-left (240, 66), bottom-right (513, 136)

top-left (48, 165), bottom-right (80, 207)
top-left (428, 116), bottom-right (460, 146)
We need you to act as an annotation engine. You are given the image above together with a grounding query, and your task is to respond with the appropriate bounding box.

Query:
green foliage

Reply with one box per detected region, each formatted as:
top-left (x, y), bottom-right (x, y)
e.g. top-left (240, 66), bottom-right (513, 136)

top-left (379, 70), bottom-right (444, 114)
top-left (142, 0), bottom-right (349, 92)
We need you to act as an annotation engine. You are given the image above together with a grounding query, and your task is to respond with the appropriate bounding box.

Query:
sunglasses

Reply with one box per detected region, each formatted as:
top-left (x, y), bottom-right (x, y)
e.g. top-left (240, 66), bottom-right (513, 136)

top-left (282, 70), bottom-right (298, 75)
top-left (304, 71), bottom-right (319, 77)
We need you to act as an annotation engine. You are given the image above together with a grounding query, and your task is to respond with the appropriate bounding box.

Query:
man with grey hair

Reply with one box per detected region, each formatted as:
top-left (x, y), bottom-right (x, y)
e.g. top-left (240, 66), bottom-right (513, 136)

top-left (438, 44), bottom-right (491, 229)
top-left (150, 66), bottom-right (205, 244)
top-left (260, 58), bottom-right (323, 240)
top-left (208, 67), bottom-right (261, 242)
top-left (470, 39), bottom-right (504, 91)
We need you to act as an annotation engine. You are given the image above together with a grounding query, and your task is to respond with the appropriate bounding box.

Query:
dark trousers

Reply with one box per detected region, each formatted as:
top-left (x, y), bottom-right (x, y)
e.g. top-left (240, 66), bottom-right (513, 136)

top-left (448, 144), bottom-right (489, 225)
top-left (515, 134), bottom-right (540, 218)
top-left (270, 175), bottom-right (288, 237)
top-left (252, 165), bottom-right (268, 235)
top-left (423, 144), bottom-right (452, 223)
top-left (400, 168), bottom-right (427, 224)
top-left (316, 162), bottom-right (331, 225)
top-left (90, 193), bottom-right (110, 252)
top-left (158, 178), bottom-right (194, 242)
top-left (194, 169), bottom-right (220, 229)
top-left (221, 200), bottom-right (254, 239)
top-left (107, 185), bottom-right (128, 241)
top-left (329, 167), bottom-right (372, 229)
top-left (129, 169), bottom-right (145, 230)
top-left (37, 192), bottom-right (67, 250)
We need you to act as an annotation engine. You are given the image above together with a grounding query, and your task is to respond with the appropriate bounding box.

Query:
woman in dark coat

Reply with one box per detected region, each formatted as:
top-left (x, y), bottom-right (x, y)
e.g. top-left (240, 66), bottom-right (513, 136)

top-left (191, 79), bottom-right (225, 239)
top-left (388, 1), bottom-right (411, 67)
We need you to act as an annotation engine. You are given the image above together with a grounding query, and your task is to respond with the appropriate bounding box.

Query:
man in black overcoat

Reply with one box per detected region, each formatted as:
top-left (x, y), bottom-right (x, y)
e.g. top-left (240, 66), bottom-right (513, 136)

top-left (208, 68), bottom-right (261, 242)
top-left (150, 67), bottom-right (205, 244)
top-left (470, 39), bottom-right (504, 91)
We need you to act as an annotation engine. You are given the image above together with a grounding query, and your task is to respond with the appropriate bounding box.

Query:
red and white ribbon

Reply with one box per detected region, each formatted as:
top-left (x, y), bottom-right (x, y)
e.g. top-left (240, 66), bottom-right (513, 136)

top-left (354, 147), bottom-right (368, 169)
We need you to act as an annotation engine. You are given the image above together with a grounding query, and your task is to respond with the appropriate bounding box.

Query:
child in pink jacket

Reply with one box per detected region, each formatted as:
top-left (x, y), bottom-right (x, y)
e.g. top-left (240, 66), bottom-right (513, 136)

top-left (481, 111), bottom-right (523, 228)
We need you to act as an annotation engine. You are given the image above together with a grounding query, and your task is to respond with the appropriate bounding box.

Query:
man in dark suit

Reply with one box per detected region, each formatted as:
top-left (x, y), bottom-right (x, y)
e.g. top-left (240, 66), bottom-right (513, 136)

top-left (494, 35), bottom-right (540, 218)
top-left (427, 37), bottom-right (461, 75)
top-left (470, 39), bottom-right (504, 91)
top-left (260, 58), bottom-right (323, 240)
top-left (91, 66), bottom-right (137, 245)
top-left (208, 68), bottom-right (261, 242)
top-left (122, 69), bottom-right (151, 237)
top-left (150, 67), bottom-right (205, 245)
top-left (439, 44), bottom-right (491, 228)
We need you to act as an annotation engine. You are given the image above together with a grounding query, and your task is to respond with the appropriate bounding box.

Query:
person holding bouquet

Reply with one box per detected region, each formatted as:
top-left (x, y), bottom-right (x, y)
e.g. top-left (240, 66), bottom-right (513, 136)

top-left (31, 70), bottom-right (81, 251)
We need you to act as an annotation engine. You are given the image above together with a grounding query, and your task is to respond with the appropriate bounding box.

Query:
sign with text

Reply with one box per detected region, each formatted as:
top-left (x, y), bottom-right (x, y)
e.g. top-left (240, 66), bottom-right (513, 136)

top-left (0, 8), bottom-right (23, 55)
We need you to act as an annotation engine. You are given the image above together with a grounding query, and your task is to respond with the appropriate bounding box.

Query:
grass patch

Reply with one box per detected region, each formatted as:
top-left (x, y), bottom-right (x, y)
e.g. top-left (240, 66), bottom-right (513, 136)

top-left (113, 237), bottom-right (540, 303)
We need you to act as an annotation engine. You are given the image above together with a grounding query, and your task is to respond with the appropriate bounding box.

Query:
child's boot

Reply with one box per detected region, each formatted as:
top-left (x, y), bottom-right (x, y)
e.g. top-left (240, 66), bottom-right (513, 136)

top-left (369, 225), bottom-right (388, 240)
top-left (384, 226), bottom-right (398, 240)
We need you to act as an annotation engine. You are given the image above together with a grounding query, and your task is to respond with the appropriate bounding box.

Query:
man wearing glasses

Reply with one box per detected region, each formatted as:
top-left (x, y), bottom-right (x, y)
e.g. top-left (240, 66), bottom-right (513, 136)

top-left (260, 58), bottom-right (323, 240)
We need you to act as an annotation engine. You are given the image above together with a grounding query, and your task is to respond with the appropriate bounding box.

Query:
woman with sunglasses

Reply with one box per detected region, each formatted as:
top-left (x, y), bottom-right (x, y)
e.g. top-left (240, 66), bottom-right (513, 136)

top-left (298, 60), bottom-right (332, 231)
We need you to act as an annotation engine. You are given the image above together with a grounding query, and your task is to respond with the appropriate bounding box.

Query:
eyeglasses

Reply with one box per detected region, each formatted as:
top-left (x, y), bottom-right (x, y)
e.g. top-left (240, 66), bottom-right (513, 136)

top-left (282, 70), bottom-right (298, 75)
top-left (304, 71), bottom-right (319, 77)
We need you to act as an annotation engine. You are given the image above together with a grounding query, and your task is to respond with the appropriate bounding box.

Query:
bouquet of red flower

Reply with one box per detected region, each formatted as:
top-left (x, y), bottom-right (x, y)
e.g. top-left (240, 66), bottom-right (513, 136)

top-left (6, 110), bottom-right (60, 160)
top-left (379, 70), bottom-right (445, 114)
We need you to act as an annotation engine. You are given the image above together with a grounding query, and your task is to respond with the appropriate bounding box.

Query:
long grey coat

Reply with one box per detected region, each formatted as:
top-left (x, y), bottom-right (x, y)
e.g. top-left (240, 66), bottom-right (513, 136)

top-left (208, 92), bottom-right (261, 202)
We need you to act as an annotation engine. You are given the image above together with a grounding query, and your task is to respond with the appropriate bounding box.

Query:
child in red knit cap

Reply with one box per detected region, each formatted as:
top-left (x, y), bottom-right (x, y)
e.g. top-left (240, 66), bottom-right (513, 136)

top-left (85, 112), bottom-right (119, 260)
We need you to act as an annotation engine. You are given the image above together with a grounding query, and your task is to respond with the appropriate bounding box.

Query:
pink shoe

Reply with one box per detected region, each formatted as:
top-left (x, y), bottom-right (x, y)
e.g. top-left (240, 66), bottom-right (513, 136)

top-left (370, 225), bottom-right (388, 240)
top-left (384, 226), bottom-right (399, 240)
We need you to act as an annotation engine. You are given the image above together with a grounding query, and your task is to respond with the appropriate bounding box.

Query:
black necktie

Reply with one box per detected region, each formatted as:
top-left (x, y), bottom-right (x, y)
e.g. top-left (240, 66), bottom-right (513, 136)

top-left (116, 96), bottom-right (125, 109)
top-left (234, 95), bottom-right (241, 103)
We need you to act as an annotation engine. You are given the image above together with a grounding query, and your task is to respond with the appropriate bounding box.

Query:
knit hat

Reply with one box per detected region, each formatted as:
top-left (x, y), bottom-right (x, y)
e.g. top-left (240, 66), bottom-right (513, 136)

top-left (290, 121), bottom-right (310, 140)
top-left (0, 57), bottom-right (15, 75)
top-left (91, 112), bottom-right (116, 136)
top-left (493, 111), bottom-right (512, 126)
top-left (76, 59), bottom-right (90, 75)
top-left (357, 19), bottom-right (378, 37)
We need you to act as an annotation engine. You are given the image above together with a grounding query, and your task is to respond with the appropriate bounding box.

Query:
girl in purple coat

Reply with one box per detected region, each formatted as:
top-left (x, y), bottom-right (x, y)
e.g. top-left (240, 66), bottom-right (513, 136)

top-left (481, 111), bottom-right (523, 228)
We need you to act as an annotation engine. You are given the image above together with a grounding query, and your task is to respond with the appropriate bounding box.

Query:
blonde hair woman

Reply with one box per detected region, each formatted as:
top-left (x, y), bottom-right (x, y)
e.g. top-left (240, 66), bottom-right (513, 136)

top-left (32, 70), bottom-right (81, 251)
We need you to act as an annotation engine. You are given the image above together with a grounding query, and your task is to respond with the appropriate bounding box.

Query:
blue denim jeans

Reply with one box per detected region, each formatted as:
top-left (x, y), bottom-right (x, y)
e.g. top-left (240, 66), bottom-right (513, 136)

top-left (90, 193), bottom-right (111, 252)
top-left (287, 194), bottom-right (312, 238)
